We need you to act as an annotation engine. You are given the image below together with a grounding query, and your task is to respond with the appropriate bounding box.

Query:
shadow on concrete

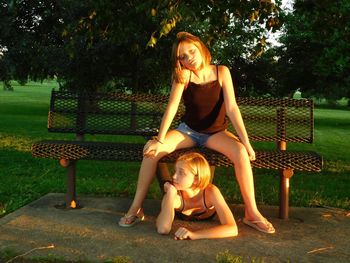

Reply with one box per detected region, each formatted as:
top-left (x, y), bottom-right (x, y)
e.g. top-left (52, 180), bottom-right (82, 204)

top-left (0, 193), bottom-right (349, 263)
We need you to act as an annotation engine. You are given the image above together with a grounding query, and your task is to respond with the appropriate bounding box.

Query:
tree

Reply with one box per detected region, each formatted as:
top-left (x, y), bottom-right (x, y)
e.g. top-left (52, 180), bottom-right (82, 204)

top-left (0, 0), bottom-right (282, 93)
top-left (276, 0), bottom-right (350, 101)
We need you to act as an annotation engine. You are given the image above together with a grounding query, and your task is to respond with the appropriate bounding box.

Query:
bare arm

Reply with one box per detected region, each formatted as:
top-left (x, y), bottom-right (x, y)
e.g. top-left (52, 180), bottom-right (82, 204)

top-left (156, 183), bottom-right (180, 234)
top-left (143, 78), bottom-right (186, 157)
top-left (220, 65), bottom-right (255, 160)
top-left (157, 81), bottom-right (185, 142)
top-left (174, 185), bottom-right (238, 240)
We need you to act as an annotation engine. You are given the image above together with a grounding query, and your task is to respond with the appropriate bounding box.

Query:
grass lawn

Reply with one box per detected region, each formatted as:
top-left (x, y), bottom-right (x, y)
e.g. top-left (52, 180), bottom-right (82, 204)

top-left (0, 81), bottom-right (349, 217)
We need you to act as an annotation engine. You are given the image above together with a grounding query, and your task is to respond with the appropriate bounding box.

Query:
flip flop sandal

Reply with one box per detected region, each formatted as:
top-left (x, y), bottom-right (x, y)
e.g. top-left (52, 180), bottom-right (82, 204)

top-left (243, 218), bottom-right (275, 234)
top-left (118, 210), bottom-right (145, 227)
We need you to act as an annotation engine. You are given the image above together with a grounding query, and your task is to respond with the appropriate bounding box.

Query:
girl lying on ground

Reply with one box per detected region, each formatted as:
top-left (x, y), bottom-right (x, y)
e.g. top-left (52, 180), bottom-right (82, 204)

top-left (156, 152), bottom-right (238, 240)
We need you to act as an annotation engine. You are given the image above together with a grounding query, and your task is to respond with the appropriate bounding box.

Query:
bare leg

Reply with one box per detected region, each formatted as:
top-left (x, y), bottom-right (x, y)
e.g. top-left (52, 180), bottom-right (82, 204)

top-left (124, 129), bottom-right (195, 216)
top-left (205, 130), bottom-right (274, 232)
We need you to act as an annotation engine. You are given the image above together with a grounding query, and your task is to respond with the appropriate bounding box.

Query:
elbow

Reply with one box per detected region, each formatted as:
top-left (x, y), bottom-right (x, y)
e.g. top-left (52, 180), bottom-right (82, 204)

top-left (157, 225), bottom-right (171, 235)
top-left (156, 219), bottom-right (171, 235)
top-left (227, 224), bottom-right (238, 237)
top-left (226, 104), bottom-right (239, 115)
top-left (231, 228), bottom-right (238, 237)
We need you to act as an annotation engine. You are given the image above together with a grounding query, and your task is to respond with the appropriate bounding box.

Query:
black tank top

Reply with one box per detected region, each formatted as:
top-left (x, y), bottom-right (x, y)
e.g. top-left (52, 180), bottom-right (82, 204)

top-left (175, 188), bottom-right (216, 221)
top-left (182, 65), bottom-right (228, 134)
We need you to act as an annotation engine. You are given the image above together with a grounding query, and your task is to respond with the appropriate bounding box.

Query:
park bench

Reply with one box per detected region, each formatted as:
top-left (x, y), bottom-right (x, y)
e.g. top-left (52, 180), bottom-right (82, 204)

top-left (32, 90), bottom-right (323, 219)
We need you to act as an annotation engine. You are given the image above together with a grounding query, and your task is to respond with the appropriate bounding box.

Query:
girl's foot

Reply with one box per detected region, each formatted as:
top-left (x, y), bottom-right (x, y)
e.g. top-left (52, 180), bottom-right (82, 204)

top-left (243, 217), bottom-right (275, 234)
top-left (118, 208), bottom-right (144, 227)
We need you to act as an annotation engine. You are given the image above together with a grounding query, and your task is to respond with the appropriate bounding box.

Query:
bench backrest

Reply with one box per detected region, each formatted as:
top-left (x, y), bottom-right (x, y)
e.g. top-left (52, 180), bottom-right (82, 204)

top-left (48, 90), bottom-right (314, 143)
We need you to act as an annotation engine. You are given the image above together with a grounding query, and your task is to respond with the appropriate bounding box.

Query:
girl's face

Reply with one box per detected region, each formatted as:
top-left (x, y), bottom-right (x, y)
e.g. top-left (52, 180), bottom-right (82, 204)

top-left (172, 161), bottom-right (197, 190)
top-left (177, 41), bottom-right (203, 70)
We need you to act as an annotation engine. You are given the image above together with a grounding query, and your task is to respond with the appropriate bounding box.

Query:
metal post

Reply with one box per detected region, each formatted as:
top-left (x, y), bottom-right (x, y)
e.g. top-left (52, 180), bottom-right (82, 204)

top-left (278, 140), bottom-right (288, 219)
top-left (276, 107), bottom-right (292, 219)
top-left (66, 161), bottom-right (77, 208)
top-left (64, 134), bottom-right (84, 209)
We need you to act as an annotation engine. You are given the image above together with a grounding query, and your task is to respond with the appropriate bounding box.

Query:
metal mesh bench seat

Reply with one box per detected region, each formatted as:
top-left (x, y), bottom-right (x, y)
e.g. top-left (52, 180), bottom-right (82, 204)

top-left (33, 140), bottom-right (322, 172)
top-left (32, 90), bottom-right (323, 219)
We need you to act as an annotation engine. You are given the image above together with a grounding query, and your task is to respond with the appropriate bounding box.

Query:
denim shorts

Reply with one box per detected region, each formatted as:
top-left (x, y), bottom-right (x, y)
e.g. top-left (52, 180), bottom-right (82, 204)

top-left (176, 122), bottom-right (211, 147)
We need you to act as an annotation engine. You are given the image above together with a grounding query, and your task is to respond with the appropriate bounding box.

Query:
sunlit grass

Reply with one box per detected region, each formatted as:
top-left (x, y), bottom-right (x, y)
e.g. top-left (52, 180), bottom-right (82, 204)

top-left (0, 134), bottom-right (34, 152)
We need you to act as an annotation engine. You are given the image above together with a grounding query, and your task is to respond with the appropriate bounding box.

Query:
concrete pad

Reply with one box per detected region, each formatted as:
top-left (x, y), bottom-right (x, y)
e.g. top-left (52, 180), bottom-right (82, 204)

top-left (0, 193), bottom-right (349, 262)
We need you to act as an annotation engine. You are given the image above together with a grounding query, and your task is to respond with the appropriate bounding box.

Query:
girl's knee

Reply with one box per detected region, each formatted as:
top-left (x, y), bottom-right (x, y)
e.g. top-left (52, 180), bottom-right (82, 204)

top-left (143, 152), bottom-right (167, 162)
top-left (230, 143), bottom-right (250, 163)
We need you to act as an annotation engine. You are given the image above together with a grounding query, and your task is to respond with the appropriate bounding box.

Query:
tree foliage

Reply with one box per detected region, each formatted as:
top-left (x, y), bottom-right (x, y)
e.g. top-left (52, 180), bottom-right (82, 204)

top-left (275, 0), bottom-right (350, 100)
top-left (0, 0), bottom-right (282, 93)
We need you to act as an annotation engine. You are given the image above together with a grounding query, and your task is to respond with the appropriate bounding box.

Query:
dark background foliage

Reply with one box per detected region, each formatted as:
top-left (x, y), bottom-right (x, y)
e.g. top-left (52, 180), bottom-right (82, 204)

top-left (0, 0), bottom-right (349, 102)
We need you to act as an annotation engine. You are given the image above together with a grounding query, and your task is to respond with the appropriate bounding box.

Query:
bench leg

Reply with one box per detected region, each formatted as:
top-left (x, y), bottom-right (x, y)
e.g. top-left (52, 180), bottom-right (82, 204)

top-left (156, 163), bottom-right (172, 194)
top-left (279, 169), bottom-right (294, 219)
top-left (57, 159), bottom-right (80, 209)
top-left (66, 161), bottom-right (78, 208)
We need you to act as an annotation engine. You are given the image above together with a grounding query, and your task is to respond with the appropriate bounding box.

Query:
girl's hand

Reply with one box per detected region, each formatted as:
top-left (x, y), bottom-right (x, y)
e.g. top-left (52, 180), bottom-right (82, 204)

top-left (174, 227), bottom-right (194, 240)
top-left (245, 144), bottom-right (256, 161)
top-left (143, 139), bottom-right (161, 158)
top-left (164, 182), bottom-right (176, 194)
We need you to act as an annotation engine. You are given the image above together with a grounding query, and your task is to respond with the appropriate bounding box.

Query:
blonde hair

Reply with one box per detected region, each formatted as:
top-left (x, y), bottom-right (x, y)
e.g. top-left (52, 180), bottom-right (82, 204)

top-left (171, 32), bottom-right (212, 84)
top-left (176, 152), bottom-right (211, 190)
